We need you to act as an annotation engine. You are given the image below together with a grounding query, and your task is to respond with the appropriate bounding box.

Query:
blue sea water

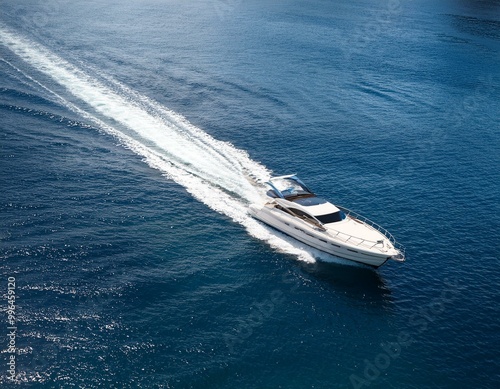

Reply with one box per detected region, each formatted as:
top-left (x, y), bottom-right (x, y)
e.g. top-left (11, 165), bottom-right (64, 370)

top-left (1, 0), bottom-right (499, 388)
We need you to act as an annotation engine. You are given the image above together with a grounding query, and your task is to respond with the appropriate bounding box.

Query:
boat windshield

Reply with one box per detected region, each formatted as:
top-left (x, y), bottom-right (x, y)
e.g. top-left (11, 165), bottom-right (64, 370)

top-left (271, 178), bottom-right (312, 198)
top-left (315, 211), bottom-right (346, 224)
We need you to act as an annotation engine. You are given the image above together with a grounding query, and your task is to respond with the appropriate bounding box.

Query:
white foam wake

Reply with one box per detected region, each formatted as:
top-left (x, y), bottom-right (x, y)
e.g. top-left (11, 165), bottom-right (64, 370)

top-left (0, 26), bottom-right (354, 265)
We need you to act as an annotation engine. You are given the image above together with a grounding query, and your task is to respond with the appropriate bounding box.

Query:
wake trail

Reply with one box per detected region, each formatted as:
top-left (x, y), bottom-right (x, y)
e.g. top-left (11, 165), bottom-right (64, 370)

top-left (0, 25), bottom-right (354, 265)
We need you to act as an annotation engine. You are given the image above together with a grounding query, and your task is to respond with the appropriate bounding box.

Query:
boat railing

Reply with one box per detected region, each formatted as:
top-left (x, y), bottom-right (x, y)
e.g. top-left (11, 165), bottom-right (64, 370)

top-left (326, 227), bottom-right (386, 250)
top-left (336, 205), bottom-right (406, 260)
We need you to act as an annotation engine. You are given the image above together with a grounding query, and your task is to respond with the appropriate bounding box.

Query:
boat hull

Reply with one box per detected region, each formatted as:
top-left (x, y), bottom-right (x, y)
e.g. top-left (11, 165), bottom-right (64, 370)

top-left (250, 205), bottom-right (392, 267)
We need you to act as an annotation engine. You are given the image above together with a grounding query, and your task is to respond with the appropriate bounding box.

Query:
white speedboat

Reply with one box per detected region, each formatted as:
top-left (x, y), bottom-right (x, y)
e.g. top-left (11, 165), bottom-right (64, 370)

top-left (249, 175), bottom-right (405, 267)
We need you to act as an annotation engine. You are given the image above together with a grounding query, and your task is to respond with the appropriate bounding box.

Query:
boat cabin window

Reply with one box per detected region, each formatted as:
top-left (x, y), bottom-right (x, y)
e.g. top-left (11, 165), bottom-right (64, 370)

top-left (315, 211), bottom-right (346, 224)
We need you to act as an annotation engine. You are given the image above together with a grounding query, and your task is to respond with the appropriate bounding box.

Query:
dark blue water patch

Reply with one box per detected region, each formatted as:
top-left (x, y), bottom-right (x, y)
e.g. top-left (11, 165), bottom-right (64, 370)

top-left (449, 14), bottom-right (500, 40)
top-left (0, 87), bottom-right (58, 109)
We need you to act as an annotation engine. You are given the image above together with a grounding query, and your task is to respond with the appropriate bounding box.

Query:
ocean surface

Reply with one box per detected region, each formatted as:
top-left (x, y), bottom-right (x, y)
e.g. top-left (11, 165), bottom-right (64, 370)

top-left (1, 0), bottom-right (499, 388)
